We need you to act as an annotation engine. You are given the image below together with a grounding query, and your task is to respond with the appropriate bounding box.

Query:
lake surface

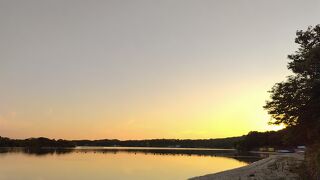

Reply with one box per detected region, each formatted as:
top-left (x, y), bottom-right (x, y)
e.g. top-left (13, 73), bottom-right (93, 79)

top-left (0, 147), bottom-right (262, 180)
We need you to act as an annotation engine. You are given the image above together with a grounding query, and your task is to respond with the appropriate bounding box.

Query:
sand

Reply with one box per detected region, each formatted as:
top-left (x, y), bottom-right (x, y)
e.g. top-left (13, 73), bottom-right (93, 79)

top-left (189, 153), bottom-right (304, 180)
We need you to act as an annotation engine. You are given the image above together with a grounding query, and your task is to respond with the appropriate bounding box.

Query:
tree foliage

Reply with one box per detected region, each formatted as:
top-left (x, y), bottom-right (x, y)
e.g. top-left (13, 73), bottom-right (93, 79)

top-left (0, 136), bottom-right (75, 148)
top-left (264, 25), bottom-right (320, 143)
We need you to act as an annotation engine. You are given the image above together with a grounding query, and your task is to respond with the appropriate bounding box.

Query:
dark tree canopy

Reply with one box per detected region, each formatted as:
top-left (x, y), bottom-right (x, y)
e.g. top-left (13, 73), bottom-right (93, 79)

top-left (288, 25), bottom-right (320, 76)
top-left (264, 75), bottom-right (311, 126)
top-left (264, 25), bottom-right (320, 143)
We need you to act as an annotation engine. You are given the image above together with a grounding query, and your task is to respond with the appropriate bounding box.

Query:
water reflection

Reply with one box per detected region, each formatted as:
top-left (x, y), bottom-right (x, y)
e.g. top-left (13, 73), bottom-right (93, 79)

top-left (0, 147), bottom-right (263, 180)
top-left (0, 147), bottom-right (73, 156)
top-left (0, 147), bottom-right (262, 163)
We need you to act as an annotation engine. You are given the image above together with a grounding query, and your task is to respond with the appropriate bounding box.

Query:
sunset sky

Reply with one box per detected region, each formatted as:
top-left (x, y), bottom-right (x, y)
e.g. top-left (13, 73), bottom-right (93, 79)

top-left (1, 0), bottom-right (320, 140)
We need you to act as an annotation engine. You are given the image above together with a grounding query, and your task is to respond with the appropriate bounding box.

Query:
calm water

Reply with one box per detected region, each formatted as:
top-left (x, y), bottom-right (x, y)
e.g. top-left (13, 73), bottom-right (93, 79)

top-left (0, 147), bottom-right (261, 180)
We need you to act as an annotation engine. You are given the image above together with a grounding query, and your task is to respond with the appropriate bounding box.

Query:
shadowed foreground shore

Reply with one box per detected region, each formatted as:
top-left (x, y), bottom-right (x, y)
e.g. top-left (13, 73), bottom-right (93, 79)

top-left (190, 153), bottom-right (304, 180)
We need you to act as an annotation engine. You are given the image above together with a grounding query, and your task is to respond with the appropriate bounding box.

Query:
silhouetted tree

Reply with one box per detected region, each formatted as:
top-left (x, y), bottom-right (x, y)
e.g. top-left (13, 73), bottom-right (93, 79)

top-left (264, 25), bottom-right (320, 144)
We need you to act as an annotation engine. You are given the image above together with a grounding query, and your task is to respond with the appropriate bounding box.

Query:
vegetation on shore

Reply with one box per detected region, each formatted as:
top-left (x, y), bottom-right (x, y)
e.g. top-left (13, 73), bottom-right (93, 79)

top-left (0, 136), bottom-right (242, 149)
top-left (0, 128), bottom-right (303, 151)
top-left (236, 127), bottom-right (304, 151)
top-left (0, 136), bottom-right (75, 148)
top-left (73, 137), bottom-right (242, 148)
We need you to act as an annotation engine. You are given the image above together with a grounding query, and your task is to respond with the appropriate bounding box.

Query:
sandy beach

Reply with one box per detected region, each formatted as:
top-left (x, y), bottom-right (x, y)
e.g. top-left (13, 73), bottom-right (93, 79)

top-left (190, 153), bottom-right (304, 180)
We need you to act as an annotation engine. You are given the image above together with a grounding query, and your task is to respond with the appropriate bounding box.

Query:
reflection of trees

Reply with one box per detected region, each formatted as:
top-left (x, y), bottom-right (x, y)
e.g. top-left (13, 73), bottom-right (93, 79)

top-left (75, 148), bottom-right (263, 163)
top-left (0, 147), bottom-right (262, 163)
top-left (0, 147), bottom-right (74, 156)
top-left (23, 148), bottom-right (74, 156)
top-left (73, 148), bottom-right (237, 157)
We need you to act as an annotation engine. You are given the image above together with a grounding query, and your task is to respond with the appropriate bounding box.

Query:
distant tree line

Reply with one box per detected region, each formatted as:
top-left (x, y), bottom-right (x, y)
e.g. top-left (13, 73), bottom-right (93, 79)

top-left (0, 137), bottom-right (75, 148)
top-left (72, 137), bottom-right (243, 149)
top-left (0, 136), bottom-right (243, 149)
top-left (1, 132), bottom-right (304, 150)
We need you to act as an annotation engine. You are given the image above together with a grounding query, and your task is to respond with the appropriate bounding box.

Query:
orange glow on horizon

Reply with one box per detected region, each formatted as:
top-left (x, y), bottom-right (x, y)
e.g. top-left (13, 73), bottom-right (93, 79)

top-left (0, 78), bottom-right (285, 140)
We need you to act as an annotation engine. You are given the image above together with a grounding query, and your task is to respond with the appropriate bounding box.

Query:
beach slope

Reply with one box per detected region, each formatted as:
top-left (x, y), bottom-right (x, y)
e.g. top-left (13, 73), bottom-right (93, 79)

top-left (190, 153), bottom-right (304, 180)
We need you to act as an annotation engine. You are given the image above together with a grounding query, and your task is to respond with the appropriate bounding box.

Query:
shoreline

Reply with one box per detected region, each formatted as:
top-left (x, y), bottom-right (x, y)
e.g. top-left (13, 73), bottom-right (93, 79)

top-left (190, 153), bottom-right (304, 180)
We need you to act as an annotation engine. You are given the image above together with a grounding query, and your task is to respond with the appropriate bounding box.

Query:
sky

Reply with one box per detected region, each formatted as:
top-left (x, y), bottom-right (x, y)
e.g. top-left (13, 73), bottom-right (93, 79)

top-left (1, 0), bottom-right (320, 140)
